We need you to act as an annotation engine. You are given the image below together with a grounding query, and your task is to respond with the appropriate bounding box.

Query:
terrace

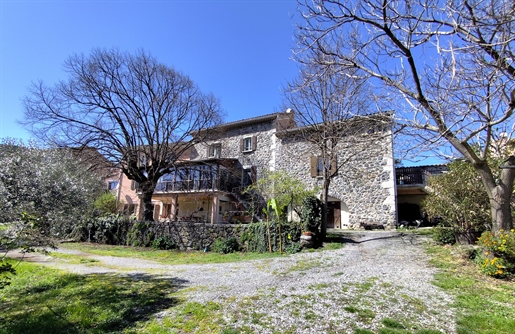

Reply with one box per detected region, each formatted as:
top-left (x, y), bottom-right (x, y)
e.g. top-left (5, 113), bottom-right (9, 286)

top-left (396, 165), bottom-right (446, 195)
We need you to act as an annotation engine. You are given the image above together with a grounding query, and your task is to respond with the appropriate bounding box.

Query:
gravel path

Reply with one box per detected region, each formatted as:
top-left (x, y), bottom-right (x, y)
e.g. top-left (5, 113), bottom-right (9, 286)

top-left (11, 231), bottom-right (456, 333)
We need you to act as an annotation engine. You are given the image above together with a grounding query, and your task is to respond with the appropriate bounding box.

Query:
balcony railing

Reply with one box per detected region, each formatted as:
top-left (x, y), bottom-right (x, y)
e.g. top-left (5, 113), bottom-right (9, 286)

top-left (154, 178), bottom-right (234, 193)
top-left (396, 167), bottom-right (425, 186)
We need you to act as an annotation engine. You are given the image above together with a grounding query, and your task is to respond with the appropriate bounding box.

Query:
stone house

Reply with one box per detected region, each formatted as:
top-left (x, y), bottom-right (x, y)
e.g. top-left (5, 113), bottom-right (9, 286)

top-left (113, 110), bottom-right (397, 229)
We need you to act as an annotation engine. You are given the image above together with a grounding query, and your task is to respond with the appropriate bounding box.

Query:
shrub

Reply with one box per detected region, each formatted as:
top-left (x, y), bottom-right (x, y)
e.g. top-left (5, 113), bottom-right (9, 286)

top-left (75, 214), bottom-right (134, 245)
top-left (211, 237), bottom-right (239, 254)
top-left (476, 229), bottom-right (515, 278)
top-left (0, 261), bottom-right (16, 289)
top-left (423, 160), bottom-right (491, 233)
top-left (151, 236), bottom-right (176, 250)
top-left (301, 196), bottom-right (322, 233)
top-left (284, 242), bottom-right (302, 254)
top-left (432, 226), bottom-right (456, 245)
top-left (126, 221), bottom-right (155, 247)
top-left (93, 192), bottom-right (119, 215)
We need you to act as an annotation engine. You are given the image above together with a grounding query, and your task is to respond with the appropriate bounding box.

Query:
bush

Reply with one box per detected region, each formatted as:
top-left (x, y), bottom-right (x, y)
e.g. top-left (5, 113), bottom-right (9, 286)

top-left (433, 227), bottom-right (456, 245)
top-left (211, 237), bottom-right (239, 254)
top-left (151, 236), bottom-right (176, 250)
top-left (75, 214), bottom-right (134, 245)
top-left (476, 229), bottom-right (515, 278)
top-left (93, 192), bottom-right (119, 215)
top-left (284, 242), bottom-right (302, 254)
top-left (423, 160), bottom-right (491, 233)
top-left (301, 196), bottom-right (322, 233)
top-left (126, 221), bottom-right (155, 247)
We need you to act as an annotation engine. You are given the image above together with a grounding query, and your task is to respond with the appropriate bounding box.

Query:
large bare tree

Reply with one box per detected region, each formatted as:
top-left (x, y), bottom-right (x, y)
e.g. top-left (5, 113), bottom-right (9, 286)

top-left (296, 0), bottom-right (515, 231)
top-left (22, 49), bottom-right (222, 221)
top-left (283, 59), bottom-right (392, 237)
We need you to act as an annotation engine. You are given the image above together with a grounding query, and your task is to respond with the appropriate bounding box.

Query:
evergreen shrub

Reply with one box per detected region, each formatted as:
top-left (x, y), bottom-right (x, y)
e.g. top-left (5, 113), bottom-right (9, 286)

top-left (151, 236), bottom-right (176, 250)
top-left (211, 237), bottom-right (239, 254)
top-left (433, 226), bottom-right (456, 245)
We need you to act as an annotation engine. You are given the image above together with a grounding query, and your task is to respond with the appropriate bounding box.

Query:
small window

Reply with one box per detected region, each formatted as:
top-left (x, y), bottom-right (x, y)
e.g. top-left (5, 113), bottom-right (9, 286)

top-left (240, 136), bottom-right (257, 152)
top-left (108, 180), bottom-right (119, 190)
top-left (310, 156), bottom-right (337, 177)
top-left (208, 143), bottom-right (221, 158)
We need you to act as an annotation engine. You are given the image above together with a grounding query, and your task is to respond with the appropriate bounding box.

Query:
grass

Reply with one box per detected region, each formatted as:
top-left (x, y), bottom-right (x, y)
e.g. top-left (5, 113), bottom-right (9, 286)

top-left (4, 237), bottom-right (515, 333)
top-left (427, 244), bottom-right (515, 334)
top-left (57, 242), bottom-right (286, 265)
top-left (0, 259), bottom-right (185, 334)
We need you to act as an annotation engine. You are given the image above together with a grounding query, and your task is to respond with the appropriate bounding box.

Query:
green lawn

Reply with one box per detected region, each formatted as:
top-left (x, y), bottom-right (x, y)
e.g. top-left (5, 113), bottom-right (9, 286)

top-left (0, 259), bottom-right (184, 334)
top-left (427, 245), bottom-right (515, 334)
top-left (56, 242), bottom-right (286, 265)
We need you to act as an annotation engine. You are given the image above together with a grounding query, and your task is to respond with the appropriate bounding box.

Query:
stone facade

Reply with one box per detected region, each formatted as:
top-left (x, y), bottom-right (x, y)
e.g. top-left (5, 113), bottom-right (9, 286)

top-left (274, 122), bottom-right (396, 229)
top-left (193, 111), bottom-right (397, 229)
top-left (117, 111), bottom-right (397, 229)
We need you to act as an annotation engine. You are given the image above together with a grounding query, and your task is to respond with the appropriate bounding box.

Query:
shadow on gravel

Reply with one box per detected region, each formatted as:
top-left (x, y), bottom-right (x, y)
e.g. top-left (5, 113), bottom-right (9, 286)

top-left (1, 271), bottom-right (188, 334)
top-left (327, 232), bottom-right (409, 245)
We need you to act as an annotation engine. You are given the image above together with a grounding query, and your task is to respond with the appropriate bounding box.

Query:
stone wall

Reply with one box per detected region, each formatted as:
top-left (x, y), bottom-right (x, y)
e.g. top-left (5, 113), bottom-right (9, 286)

top-left (193, 118), bottom-right (278, 178)
top-left (152, 221), bottom-right (245, 251)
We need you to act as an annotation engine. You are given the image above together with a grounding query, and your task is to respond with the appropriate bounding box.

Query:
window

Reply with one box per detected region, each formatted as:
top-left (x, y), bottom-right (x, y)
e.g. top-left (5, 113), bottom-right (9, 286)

top-left (240, 136), bottom-right (257, 152)
top-left (107, 180), bottom-right (119, 190)
top-left (310, 156), bottom-right (337, 177)
top-left (208, 143), bottom-right (221, 158)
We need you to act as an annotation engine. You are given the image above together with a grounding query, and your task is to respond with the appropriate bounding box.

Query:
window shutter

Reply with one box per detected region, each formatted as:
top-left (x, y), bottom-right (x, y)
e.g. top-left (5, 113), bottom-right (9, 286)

top-left (252, 136), bottom-right (257, 151)
top-left (310, 156), bottom-right (317, 177)
top-left (251, 166), bottom-right (257, 182)
top-left (240, 138), bottom-right (244, 152)
top-left (330, 156), bottom-right (337, 176)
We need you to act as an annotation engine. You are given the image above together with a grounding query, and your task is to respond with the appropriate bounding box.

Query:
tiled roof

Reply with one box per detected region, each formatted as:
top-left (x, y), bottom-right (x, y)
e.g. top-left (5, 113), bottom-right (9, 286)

top-left (210, 112), bottom-right (284, 130)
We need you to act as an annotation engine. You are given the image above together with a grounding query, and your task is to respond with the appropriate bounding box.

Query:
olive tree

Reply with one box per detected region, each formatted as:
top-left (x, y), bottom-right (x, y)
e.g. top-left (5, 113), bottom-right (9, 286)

top-left (0, 139), bottom-right (104, 286)
top-left (22, 49), bottom-right (222, 221)
top-left (245, 169), bottom-right (318, 220)
top-left (296, 0), bottom-right (515, 231)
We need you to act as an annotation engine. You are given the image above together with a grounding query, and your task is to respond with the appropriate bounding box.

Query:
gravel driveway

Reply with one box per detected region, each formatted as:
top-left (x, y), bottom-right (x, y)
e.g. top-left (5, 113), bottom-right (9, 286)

top-left (13, 231), bottom-right (456, 333)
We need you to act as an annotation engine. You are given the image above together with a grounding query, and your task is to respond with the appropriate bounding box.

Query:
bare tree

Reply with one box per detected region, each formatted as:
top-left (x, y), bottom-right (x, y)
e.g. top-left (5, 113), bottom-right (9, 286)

top-left (296, 0), bottom-right (515, 231)
top-left (283, 59), bottom-right (392, 237)
top-left (22, 49), bottom-right (222, 221)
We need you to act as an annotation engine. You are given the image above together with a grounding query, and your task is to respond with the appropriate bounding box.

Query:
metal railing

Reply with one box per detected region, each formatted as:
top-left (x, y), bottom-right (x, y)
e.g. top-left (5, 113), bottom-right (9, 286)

top-left (396, 167), bottom-right (425, 185)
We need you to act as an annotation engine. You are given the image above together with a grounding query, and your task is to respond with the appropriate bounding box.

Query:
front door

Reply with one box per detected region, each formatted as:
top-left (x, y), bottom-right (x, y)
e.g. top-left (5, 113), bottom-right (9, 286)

top-left (326, 201), bottom-right (341, 229)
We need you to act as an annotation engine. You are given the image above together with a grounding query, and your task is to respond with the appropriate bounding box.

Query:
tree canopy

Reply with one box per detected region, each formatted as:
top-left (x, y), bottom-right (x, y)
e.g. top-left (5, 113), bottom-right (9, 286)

top-left (0, 139), bottom-right (104, 249)
top-left (22, 49), bottom-right (223, 220)
top-left (296, 0), bottom-right (515, 231)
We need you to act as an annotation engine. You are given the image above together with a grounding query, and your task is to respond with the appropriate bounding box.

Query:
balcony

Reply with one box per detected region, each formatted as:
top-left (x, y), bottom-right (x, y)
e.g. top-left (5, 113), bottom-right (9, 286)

top-left (396, 167), bottom-right (425, 186)
top-left (396, 165), bottom-right (447, 195)
top-left (151, 160), bottom-right (247, 195)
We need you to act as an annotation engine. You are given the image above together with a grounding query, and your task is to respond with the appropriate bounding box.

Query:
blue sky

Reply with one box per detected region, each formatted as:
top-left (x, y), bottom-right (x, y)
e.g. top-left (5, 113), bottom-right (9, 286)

top-left (0, 0), bottom-right (299, 141)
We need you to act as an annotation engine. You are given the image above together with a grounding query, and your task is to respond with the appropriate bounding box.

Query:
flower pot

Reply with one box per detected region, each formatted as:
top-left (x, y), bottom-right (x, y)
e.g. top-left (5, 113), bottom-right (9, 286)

top-left (454, 231), bottom-right (482, 245)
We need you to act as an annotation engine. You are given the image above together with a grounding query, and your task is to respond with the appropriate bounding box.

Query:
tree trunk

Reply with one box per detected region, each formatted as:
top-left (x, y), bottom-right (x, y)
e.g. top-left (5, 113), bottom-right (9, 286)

top-left (320, 177), bottom-right (330, 240)
top-left (140, 181), bottom-right (156, 221)
top-left (490, 187), bottom-right (513, 232)
top-left (475, 156), bottom-right (515, 232)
